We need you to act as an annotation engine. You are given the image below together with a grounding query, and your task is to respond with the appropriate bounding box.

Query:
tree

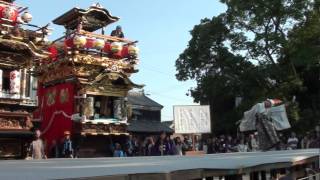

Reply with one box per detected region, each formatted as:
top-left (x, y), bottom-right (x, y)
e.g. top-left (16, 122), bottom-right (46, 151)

top-left (176, 0), bottom-right (320, 134)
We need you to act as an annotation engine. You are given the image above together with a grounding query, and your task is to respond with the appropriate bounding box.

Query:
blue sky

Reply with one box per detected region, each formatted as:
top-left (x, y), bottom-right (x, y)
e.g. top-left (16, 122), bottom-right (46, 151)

top-left (17, 0), bottom-right (226, 121)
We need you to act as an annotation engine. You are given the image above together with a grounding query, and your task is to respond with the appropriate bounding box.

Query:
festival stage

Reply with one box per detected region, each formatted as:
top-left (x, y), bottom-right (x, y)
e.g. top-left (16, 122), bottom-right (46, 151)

top-left (0, 149), bottom-right (318, 180)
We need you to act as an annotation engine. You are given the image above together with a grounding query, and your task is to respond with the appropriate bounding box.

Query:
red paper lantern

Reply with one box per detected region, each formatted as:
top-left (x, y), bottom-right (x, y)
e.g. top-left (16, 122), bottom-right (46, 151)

top-left (1, 6), bottom-right (18, 22)
top-left (103, 42), bottom-right (111, 53)
top-left (48, 45), bottom-right (58, 62)
top-left (0, 6), bottom-right (5, 16)
top-left (121, 46), bottom-right (129, 58)
top-left (64, 38), bottom-right (74, 48)
top-left (85, 38), bottom-right (94, 49)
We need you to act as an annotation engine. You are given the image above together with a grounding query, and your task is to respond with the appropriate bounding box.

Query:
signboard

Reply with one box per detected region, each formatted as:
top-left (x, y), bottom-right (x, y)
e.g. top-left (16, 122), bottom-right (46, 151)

top-left (173, 105), bottom-right (211, 134)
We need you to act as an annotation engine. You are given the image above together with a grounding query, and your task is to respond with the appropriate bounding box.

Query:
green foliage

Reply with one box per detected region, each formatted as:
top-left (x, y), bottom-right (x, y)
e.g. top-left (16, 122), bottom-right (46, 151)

top-left (176, 0), bottom-right (320, 134)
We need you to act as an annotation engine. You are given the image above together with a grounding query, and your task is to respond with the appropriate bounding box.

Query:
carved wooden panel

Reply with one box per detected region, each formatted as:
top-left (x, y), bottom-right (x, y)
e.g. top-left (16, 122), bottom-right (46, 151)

top-left (82, 123), bottom-right (127, 134)
top-left (38, 63), bottom-right (74, 84)
top-left (0, 118), bottom-right (24, 129)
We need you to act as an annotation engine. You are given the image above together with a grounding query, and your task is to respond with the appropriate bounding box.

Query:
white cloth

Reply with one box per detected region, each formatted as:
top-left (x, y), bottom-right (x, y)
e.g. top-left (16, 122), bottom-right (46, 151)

top-left (239, 104), bottom-right (291, 132)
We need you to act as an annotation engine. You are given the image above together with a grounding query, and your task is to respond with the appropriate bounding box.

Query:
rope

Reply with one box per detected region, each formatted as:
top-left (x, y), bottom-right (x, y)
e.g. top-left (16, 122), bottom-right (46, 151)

top-left (41, 110), bottom-right (72, 135)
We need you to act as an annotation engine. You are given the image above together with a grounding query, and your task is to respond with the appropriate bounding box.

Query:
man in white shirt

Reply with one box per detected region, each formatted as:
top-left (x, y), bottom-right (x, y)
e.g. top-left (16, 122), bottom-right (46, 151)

top-left (287, 132), bottom-right (299, 150)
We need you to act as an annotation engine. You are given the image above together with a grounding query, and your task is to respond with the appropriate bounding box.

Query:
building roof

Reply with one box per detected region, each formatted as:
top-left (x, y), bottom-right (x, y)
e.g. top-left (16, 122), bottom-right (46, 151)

top-left (128, 120), bottom-right (173, 133)
top-left (128, 91), bottom-right (163, 111)
top-left (53, 5), bottom-right (119, 32)
top-left (162, 121), bottom-right (174, 129)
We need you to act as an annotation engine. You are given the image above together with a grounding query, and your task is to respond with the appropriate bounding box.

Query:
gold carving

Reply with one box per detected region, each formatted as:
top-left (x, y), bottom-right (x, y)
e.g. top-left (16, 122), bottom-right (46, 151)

top-left (82, 123), bottom-right (127, 134)
top-left (59, 88), bottom-right (69, 104)
top-left (0, 118), bottom-right (23, 129)
top-left (46, 89), bottom-right (57, 106)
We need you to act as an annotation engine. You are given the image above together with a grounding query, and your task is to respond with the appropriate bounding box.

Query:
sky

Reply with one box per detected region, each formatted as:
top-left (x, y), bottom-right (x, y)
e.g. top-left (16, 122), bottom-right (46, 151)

top-left (17, 0), bottom-right (226, 121)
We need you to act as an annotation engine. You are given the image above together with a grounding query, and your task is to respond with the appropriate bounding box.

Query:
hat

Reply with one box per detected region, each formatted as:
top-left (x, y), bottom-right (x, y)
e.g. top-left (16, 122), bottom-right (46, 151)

top-left (116, 25), bottom-right (122, 29)
top-left (64, 131), bottom-right (70, 135)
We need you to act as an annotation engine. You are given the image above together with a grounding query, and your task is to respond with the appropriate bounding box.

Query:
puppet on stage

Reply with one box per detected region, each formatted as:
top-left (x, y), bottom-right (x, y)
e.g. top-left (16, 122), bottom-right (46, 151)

top-left (239, 99), bottom-right (291, 151)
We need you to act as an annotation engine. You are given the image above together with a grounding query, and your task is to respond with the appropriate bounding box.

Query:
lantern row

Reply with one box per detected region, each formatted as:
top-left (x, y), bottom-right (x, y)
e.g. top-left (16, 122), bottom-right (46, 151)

top-left (0, 3), bottom-right (33, 24)
top-left (65, 35), bottom-right (139, 59)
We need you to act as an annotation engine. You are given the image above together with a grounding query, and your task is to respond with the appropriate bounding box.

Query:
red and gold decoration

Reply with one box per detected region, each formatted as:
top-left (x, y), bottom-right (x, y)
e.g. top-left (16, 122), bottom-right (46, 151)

top-left (0, 5), bottom-right (18, 22)
top-left (59, 88), bottom-right (69, 104)
top-left (38, 83), bottom-right (74, 152)
top-left (33, 4), bottom-right (143, 157)
top-left (46, 89), bottom-right (57, 106)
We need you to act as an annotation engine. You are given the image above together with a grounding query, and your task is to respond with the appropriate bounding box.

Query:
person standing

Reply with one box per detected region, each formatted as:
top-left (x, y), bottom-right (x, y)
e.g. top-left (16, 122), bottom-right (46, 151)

top-left (249, 134), bottom-right (259, 152)
top-left (174, 137), bottom-right (184, 156)
top-left (144, 136), bottom-right (155, 156)
top-left (165, 135), bottom-right (175, 155)
top-left (237, 139), bottom-right (248, 152)
top-left (154, 132), bottom-right (167, 156)
top-left (111, 25), bottom-right (124, 38)
top-left (62, 131), bottom-right (73, 158)
top-left (113, 143), bottom-right (126, 157)
top-left (125, 135), bottom-right (134, 156)
top-left (300, 135), bottom-right (310, 149)
top-left (29, 129), bottom-right (46, 159)
top-left (287, 132), bottom-right (299, 150)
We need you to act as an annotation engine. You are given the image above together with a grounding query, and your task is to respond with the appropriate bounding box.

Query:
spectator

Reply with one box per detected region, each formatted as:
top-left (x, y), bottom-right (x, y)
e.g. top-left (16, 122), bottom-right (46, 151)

top-left (174, 137), bottom-right (184, 156)
top-left (278, 133), bottom-right (287, 150)
top-left (287, 132), bottom-right (299, 150)
top-left (183, 135), bottom-right (192, 151)
top-left (218, 135), bottom-right (228, 153)
top-left (111, 25), bottom-right (124, 38)
top-left (300, 135), bottom-right (310, 149)
top-left (225, 135), bottom-right (236, 152)
top-left (237, 139), bottom-right (248, 152)
top-left (212, 137), bottom-right (220, 153)
top-left (165, 135), bottom-right (175, 155)
top-left (61, 131), bottom-right (73, 158)
top-left (125, 135), bottom-right (135, 156)
top-left (154, 132), bottom-right (167, 156)
top-left (309, 132), bottom-right (320, 148)
top-left (144, 136), bottom-right (155, 156)
top-left (113, 143), bottom-right (126, 157)
top-left (249, 134), bottom-right (259, 151)
top-left (29, 129), bottom-right (46, 159)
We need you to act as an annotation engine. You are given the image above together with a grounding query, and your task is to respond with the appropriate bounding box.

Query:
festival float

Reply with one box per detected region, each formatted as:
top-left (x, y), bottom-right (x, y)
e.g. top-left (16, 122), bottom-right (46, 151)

top-left (0, 0), bottom-right (50, 159)
top-left (35, 3), bottom-right (142, 157)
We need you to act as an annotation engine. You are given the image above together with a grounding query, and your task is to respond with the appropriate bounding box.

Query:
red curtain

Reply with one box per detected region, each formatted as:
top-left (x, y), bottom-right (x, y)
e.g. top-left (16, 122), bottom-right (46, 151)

top-left (38, 83), bottom-right (75, 151)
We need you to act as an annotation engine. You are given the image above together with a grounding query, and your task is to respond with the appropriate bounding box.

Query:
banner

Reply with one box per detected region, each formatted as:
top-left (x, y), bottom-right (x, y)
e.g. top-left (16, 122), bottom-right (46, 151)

top-left (38, 82), bottom-right (75, 152)
top-left (173, 105), bottom-right (211, 134)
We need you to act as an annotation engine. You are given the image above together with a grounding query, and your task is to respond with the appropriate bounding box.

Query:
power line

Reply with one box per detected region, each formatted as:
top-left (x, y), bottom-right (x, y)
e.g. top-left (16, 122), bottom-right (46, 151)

top-left (147, 90), bottom-right (193, 102)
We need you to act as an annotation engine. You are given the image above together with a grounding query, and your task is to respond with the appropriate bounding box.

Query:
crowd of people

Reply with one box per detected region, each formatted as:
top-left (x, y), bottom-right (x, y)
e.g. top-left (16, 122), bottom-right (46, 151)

top-left (110, 131), bottom-right (320, 157)
top-left (27, 129), bottom-right (320, 159)
top-left (96, 130), bottom-right (320, 157)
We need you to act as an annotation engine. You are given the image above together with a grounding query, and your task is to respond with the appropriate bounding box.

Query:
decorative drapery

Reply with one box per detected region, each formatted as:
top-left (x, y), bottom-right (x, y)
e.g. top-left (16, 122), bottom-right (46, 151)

top-left (38, 82), bottom-right (75, 151)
